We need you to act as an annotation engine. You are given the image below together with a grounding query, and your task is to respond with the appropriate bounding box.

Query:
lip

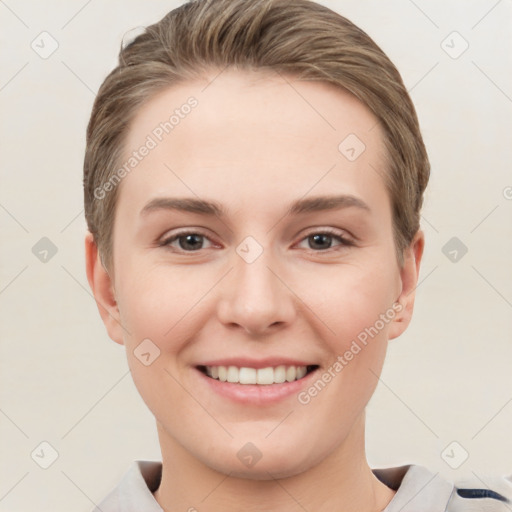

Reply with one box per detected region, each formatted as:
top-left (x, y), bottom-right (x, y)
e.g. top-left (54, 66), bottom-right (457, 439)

top-left (194, 364), bottom-right (320, 405)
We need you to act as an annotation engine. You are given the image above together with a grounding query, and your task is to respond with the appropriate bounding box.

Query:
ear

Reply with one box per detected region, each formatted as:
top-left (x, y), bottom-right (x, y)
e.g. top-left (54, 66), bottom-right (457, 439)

top-left (388, 230), bottom-right (425, 340)
top-left (85, 232), bottom-right (125, 345)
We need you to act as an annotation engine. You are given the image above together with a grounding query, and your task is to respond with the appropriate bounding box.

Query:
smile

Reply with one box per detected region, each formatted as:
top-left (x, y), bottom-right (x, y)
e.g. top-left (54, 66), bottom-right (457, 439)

top-left (198, 365), bottom-right (318, 385)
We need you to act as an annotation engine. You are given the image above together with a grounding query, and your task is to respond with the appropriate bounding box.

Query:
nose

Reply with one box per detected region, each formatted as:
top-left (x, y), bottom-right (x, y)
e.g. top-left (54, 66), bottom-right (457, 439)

top-left (216, 245), bottom-right (297, 336)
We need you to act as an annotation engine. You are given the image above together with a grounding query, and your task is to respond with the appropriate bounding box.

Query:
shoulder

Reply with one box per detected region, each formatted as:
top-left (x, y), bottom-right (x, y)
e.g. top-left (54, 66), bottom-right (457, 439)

top-left (373, 464), bottom-right (512, 512)
top-left (91, 460), bottom-right (163, 512)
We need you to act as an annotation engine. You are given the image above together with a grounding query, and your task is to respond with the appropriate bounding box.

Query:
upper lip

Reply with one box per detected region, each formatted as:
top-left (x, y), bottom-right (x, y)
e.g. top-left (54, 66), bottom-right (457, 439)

top-left (196, 357), bottom-right (318, 369)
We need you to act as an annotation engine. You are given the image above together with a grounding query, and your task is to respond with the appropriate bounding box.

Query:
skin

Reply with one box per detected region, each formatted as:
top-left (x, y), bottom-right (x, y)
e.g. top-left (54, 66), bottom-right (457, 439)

top-left (86, 69), bottom-right (424, 512)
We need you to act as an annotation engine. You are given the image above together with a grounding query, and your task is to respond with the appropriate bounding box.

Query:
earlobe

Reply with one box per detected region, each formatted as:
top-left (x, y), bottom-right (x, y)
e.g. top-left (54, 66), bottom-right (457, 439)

top-left (388, 230), bottom-right (425, 341)
top-left (84, 232), bottom-right (125, 345)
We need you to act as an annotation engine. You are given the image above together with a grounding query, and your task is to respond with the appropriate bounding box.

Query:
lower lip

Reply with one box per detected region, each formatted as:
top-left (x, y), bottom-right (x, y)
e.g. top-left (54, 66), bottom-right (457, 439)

top-left (195, 367), bottom-right (319, 405)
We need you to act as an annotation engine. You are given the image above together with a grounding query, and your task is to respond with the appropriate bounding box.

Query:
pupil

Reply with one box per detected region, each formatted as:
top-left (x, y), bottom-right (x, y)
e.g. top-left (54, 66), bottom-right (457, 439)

top-left (310, 234), bottom-right (331, 250)
top-left (178, 234), bottom-right (333, 251)
top-left (180, 234), bottom-right (202, 250)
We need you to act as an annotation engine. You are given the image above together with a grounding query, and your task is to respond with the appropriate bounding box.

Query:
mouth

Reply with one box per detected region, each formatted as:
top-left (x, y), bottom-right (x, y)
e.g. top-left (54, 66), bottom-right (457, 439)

top-left (197, 364), bottom-right (319, 385)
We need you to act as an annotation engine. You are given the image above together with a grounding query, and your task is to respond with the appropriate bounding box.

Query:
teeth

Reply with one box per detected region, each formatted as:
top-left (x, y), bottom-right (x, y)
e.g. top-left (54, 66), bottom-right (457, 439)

top-left (296, 366), bottom-right (307, 379)
top-left (239, 367), bottom-right (257, 384)
top-left (203, 365), bottom-right (311, 385)
top-left (286, 366), bottom-right (296, 382)
top-left (274, 365), bottom-right (286, 384)
top-left (227, 366), bottom-right (238, 383)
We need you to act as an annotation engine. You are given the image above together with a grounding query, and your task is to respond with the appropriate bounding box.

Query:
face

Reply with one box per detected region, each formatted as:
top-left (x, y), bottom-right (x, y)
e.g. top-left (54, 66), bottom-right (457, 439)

top-left (87, 69), bottom-right (423, 479)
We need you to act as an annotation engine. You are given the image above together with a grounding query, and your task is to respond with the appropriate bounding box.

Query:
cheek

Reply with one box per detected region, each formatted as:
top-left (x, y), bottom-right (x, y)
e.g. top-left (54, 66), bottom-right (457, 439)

top-left (309, 262), bottom-right (398, 349)
top-left (115, 259), bottom-right (207, 346)
top-left (115, 267), bottom-right (201, 419)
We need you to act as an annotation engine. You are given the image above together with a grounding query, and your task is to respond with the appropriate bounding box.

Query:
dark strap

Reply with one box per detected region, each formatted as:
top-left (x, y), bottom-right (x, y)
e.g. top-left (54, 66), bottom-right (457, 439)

top-left (456, 488), bottom-right (509, 502)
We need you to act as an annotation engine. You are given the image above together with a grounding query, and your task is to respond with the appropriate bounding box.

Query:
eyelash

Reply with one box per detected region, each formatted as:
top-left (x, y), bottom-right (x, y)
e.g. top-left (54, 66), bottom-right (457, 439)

top-left (158, 228), bottom-right (355, 254)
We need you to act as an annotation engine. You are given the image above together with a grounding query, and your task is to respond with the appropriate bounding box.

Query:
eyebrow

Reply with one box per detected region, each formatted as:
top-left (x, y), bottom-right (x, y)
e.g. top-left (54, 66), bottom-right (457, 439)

top-left (140, 194), bottom-right (371, 218)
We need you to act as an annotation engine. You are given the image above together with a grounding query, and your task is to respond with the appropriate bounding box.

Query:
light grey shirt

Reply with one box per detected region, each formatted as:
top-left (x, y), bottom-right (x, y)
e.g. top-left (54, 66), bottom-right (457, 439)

top-left (92, 460), bottom-right (512, 512)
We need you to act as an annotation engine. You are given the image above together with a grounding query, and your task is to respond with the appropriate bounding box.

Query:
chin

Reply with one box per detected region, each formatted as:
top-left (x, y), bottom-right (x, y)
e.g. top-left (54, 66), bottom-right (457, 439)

top-left (212, 457), bottom-right (312, 481)
top-left (201, 438), bottom-right (325, 481)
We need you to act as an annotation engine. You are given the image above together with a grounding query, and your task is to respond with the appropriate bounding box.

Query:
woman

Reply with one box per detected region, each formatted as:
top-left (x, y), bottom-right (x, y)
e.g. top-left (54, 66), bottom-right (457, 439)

top-left (83, 0), bottom-right (512, 510)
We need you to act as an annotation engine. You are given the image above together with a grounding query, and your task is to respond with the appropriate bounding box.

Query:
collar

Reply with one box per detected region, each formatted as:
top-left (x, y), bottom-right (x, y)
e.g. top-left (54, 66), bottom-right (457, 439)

top-left (96, 460), bottom-right (455, 512)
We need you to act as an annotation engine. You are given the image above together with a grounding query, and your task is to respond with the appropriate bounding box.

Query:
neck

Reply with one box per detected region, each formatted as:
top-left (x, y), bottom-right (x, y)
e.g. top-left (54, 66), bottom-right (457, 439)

top-left (153, 413), bottom-right (395, 512)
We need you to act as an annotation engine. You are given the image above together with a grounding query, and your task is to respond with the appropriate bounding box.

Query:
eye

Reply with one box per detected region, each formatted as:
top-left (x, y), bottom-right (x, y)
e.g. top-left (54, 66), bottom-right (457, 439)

top-left (296, 229), bottom-right (354, 252)
top-left (159, 231), bottom-right (215, 252)
top-left (159, 228), bottom-right (354, 254)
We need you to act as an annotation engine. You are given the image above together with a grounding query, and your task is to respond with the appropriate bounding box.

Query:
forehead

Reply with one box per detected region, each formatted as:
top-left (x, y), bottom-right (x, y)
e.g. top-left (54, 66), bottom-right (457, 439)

top-left (118, 69), bottom-right (389, 218)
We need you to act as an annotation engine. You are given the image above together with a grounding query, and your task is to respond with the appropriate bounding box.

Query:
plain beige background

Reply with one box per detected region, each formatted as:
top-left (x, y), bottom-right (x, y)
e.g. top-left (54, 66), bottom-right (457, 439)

top-left (1, 0), bottom-right (511, 511)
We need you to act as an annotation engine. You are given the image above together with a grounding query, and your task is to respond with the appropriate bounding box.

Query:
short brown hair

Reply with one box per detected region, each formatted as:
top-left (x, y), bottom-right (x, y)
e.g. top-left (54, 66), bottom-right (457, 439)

top-left (83, 0), bottom-right (430, 271)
